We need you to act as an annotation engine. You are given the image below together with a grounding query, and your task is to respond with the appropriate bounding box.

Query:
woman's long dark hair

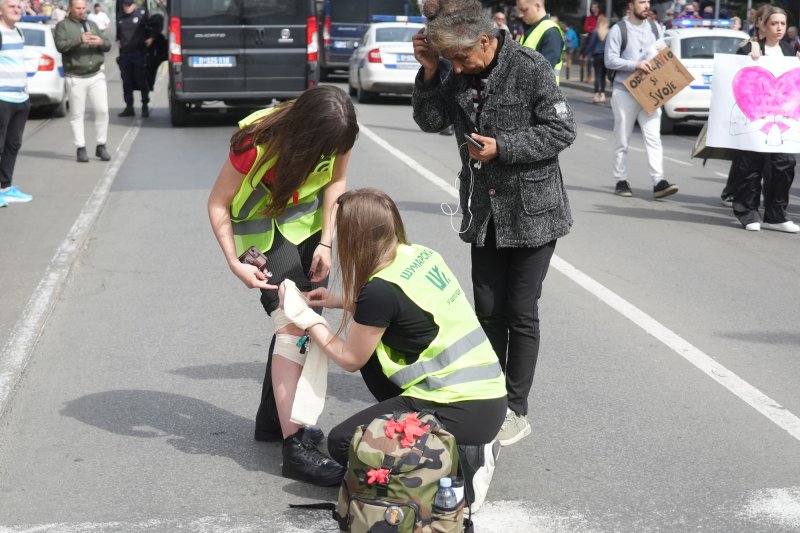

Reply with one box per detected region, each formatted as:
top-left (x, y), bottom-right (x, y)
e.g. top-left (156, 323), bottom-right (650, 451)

top-left (230, 85), bottom-right (358, 218)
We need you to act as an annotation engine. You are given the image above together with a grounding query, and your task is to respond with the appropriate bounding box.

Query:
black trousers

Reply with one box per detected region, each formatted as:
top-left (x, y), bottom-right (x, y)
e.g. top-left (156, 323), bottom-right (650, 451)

top-left (731, 150), bottom-right (796, 225)
top-left (592, 54), bottom-right (606, 93)
top-left (254, 230), bottom-right (323, 440)
top-left (327, 355), bottom-right (507, 466)
top-left (118, 52), bottom-right (149, 107)
top-left (471, 221), bottom-right (556, 417)
top-left (0, 99), bottom-right (30, 189)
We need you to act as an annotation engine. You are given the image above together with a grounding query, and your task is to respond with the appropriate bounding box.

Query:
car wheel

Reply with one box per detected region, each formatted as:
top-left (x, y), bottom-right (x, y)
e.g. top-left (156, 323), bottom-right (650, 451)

top-left (51, 91), bottom-right (68, 118)
top-left (357, 76), bottom-right (376, 104)
top-left (348, 79), bottom-right (357, 96)
top-left (660, 114), bottom-right (675, 135)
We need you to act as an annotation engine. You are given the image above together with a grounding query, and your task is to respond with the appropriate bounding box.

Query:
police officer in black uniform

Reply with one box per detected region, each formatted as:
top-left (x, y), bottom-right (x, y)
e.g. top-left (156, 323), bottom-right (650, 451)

top-left (116, 0), bottom-right (152, 117)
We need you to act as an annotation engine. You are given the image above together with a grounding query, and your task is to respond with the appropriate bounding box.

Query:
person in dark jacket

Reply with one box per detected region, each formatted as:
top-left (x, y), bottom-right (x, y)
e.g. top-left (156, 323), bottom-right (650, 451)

top-left (116, 0), bottom-right (152, 117)
top-left (728, 6), bottom-right (799, 233)
top-left (412, 0), bottom-right (575, 447)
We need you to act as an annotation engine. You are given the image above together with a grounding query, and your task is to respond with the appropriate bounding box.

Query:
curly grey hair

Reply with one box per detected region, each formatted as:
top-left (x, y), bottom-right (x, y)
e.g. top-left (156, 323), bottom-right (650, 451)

top-left (424, 0), bottom-right (499, 53)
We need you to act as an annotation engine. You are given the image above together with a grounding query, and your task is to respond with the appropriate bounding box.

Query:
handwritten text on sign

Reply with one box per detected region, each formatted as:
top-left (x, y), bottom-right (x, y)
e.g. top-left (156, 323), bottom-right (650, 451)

top-left (623, 49), bottom-right (695, 114)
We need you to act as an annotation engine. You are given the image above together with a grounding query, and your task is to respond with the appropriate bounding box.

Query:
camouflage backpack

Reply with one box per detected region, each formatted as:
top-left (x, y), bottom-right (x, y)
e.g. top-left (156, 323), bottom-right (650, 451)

top-left (335, 411), bottom-right (466, 533)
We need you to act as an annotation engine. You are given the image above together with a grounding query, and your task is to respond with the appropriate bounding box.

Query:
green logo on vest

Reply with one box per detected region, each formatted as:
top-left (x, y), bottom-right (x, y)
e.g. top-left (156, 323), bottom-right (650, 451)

top-left (425, 265), bottom-right (450, 291)
top-left (314, 157), bottom-right (333, 174)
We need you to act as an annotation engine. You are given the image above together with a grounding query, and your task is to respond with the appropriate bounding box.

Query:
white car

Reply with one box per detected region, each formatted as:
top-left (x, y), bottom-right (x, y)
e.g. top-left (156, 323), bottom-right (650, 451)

top-left (348, 19), bottom-right (424, 103)
top-left (18, 21), bottom-right (67, 117)
top-left (661, 21), bottom-right (749, 134)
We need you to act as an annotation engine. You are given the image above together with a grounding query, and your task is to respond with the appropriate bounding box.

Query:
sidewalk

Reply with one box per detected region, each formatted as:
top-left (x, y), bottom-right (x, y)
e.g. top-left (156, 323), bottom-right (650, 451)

top-left (558, 59), bottom-right (611, 96)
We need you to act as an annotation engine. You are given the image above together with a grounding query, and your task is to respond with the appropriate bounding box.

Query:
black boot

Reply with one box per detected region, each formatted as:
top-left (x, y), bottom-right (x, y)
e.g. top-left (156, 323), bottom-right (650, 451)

top-left (95, 144), bottom-right (111, 161)
top-left (141, 105), bottom-right (149, 118)
top-left (282, 429), bottom-right (345, 487)
top-left (76, 147), bottom-right (89, 163)
top-left (118, 106), bottom-right (134, 117)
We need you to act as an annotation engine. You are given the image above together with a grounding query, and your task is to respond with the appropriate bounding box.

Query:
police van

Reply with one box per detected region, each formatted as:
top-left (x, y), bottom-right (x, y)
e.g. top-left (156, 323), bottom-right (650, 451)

top-left (163, 0), bottom-right (319, 126)
top-left (661, 19), bottom-right (749, 134)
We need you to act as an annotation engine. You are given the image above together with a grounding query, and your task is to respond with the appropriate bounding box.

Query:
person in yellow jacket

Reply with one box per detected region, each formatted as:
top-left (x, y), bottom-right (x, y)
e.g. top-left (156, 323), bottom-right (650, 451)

top-left (278, 188), bottom-right (508, 510)
top-left (517, 0), bottom-right (564, 82)
top-left (208, 85), bottom-right (357, 486)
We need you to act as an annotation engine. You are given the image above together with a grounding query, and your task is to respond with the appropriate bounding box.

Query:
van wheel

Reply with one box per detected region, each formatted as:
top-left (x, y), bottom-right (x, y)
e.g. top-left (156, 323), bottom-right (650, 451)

top-left (357, 77), bottom-right (376, 104)
top-left (660, 114), bottom-right (675, 135)
top-left (170, 98), bottom-right (189, 127)
top-left (51, 91), bottom-right (68, 118)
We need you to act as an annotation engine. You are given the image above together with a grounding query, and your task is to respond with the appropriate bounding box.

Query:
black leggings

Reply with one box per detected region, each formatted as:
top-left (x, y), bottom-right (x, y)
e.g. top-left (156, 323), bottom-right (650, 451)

top-left (327, 355), bottom-right (507, 465)
top-left (593, 54), bottom-right (606, 94)
top-left (254, 231), bottom-right (325, 439)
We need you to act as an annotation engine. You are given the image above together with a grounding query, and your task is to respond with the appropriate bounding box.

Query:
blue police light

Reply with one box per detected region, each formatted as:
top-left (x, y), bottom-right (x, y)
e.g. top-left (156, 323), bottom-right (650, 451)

top-left (674, 18), bottom-right (733, 28)
top-left (370, 15), bottom-right (426, 23)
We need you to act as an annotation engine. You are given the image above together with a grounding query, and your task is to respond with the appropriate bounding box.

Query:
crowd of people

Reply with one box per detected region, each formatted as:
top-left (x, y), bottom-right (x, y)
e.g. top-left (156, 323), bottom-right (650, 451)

top-left (0, 0), bottom-right (166, 207)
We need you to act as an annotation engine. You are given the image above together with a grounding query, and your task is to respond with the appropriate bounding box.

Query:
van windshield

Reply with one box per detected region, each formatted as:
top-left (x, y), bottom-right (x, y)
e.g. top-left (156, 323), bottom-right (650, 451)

top-left (181, 0), bottom-right (307, 25)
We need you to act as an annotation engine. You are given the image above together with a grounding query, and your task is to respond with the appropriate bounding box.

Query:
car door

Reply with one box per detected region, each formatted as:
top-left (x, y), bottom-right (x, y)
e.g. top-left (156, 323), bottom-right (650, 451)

top-left (242, 0), bottom-right (310, 94)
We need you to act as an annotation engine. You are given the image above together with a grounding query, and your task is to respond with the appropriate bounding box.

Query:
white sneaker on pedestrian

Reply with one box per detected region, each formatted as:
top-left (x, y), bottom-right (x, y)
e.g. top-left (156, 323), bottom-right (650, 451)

top-left (761, 221), bottom-right (800, 233)
top-left (496, 410), bottom-right (531, 447)
top-left (744, 222), bottom-right (761, 231)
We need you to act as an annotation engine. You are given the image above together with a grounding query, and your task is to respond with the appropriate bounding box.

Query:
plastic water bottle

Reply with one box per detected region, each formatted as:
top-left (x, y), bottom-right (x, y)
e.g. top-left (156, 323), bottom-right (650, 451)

top-left (433, 477), bottom-right (459, 512)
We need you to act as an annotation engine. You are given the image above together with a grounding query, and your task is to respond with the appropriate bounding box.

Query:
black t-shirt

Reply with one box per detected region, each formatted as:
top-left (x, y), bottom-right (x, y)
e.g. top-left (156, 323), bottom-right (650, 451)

top-left (353, 278), bottom-right (439, 364)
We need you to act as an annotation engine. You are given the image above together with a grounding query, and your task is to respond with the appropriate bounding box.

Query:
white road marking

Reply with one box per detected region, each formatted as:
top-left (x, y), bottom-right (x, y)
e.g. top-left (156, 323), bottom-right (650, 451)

top-left (584, 132), bottom-right (606, 141)
top-left (716, 171), bottom-right (728, 178)
top-left (0, 123), bottom-right (141, 418)
top-left (664, 155), bottom-right (693, 167)
top-left (740, 487), bottom-right (800, 530)
top-left (361, 122), bottom-right (800, 443)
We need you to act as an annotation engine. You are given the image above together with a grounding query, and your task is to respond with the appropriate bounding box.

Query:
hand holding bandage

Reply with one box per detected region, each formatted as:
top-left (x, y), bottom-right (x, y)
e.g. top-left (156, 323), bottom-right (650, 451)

top-left (278, 279), bottom-right (329, 426)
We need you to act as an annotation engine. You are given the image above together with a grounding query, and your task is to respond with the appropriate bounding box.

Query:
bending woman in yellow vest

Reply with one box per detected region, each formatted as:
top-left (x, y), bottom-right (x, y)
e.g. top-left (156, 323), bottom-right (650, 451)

top-left (208, 86), bottom-right (358, 486)
top-left (277, 188), bottom-right (508, 510)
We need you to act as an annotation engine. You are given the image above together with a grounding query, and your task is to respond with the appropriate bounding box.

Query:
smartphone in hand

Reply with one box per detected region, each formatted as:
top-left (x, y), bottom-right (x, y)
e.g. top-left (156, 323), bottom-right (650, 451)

top-left (238, 246), bottom-right (272, 278)
top-left (463, 133), bottom-right (485, 150)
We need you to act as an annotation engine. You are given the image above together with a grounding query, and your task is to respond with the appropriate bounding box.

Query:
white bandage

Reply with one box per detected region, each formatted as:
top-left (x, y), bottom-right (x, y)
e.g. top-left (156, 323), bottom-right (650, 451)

top-left (281, 280), bottom-right (328, 330)
top-left (273, 333), bottom-right (307, 366)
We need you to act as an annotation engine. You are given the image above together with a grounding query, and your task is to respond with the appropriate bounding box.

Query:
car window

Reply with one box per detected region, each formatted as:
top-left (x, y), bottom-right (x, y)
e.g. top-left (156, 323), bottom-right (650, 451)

top-left (180, 0), bottom-right (241, 25)
top-left (243, 0), bottom-right (307, 25)
top-left (375, 27), bottom-right (418, 42)
top-left (680, 36), bottom-right (743, 59)
top-left (21, 28), bottom-right (46, 47)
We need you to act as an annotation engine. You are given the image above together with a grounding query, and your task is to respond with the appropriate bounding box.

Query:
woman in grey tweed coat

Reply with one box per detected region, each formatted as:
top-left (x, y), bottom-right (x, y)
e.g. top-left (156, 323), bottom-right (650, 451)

top-left (412, 0), bottom-right (576, 446)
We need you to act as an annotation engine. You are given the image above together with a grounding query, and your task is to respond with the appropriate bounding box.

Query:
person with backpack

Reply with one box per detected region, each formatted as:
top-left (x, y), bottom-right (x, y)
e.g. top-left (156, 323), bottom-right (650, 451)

top-left (604, 0), bottom-right (679, 199)
top-left (277, 188), bottom-right (508, 511)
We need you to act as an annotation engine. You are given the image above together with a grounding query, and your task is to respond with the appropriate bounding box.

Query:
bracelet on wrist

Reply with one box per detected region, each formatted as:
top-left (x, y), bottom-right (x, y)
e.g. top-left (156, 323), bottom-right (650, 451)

top-left (318, 242), bottom-right (331, 249)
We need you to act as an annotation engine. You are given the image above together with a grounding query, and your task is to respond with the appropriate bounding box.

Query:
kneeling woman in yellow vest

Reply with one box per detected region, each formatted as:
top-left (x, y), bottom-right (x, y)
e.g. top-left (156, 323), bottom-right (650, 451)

top-left (208, 86), bottom-right (358, 486)
top-left (278, 188), bottom-right (508, 510)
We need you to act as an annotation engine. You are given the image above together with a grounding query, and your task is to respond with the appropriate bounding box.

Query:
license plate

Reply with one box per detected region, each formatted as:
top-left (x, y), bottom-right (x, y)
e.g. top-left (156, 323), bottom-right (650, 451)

top-left (702, 74), bottom-right (712, 85)
top-left (397, 54), bottom-right (416, 63)
top-left (332, 40), bottom-right (349, 49)
top-left (190, 56), bottom-right (235, 68)
top-left (392, 63), bottom-right (418, 69)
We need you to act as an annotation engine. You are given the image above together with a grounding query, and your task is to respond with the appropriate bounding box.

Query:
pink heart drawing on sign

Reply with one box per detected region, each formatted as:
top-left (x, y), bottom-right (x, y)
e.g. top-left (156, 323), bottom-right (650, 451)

top-left (732, 66), bottom-right (800, 135)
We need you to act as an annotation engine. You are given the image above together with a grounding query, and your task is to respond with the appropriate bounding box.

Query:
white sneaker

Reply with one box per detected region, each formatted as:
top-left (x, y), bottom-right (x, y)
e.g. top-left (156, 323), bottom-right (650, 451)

top-left (744, 222), bottom-right (761, 231)
top-left (496, 410), bottom-right (531, 446)
top-left (761, 221), bottom-right (800, 233)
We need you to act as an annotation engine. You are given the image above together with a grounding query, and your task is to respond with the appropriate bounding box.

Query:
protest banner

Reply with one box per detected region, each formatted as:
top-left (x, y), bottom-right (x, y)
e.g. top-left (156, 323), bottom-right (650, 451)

top-left (623, 48), bottom-right (694, 114)
top-left (707, 53), bottom-right (800, 154)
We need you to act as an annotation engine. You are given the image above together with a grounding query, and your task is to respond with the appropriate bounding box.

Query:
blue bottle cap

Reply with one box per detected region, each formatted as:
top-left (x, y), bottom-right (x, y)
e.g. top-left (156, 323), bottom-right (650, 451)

top-left (439, 477), bottom-right (452, 488)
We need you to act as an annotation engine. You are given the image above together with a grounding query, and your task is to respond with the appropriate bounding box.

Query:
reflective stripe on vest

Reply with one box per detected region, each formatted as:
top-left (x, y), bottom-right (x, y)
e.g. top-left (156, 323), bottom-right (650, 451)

top-left (229, 107), bottom-right (335, 255)
top-left (371, 244), bottom-right (506, 403)
top-left (520, 18), bottom-right (564, 85)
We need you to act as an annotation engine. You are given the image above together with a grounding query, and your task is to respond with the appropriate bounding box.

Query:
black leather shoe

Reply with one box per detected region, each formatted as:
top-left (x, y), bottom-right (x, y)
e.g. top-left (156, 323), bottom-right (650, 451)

top-left (76, 147), bottom-right (89, 163)
top-left (118, 107), bottom-right (134, 117)
top-left (282, 429), bottom-right (345, 487)
top-left (141, 105), bottom-right (149, 118)
top-left (95, 144), bottom-right (111, 161)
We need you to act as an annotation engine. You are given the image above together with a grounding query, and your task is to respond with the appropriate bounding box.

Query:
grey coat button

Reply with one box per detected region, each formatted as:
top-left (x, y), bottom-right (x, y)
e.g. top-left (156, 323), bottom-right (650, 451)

top-left (488, 189), bottom-right (496, 196)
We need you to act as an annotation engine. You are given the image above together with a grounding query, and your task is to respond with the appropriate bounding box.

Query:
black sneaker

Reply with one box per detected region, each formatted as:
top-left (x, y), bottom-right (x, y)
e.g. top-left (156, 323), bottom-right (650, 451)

top-left (614, 180), bottom-right (633, 197)
top-left (282, 428), bottom-right (345, 487)
top-left (118, 106), bottom-right (135, 117)
top-left (141, 105), bottom-right (150, 118)
top-left (95, 144), bottom-right (111, 161)
top-left (653, 179), bottom-right (679, 198)
top-left (458, 440), bottom-right (500, 513)
top-left (76, 147), bottom-right (89, 163)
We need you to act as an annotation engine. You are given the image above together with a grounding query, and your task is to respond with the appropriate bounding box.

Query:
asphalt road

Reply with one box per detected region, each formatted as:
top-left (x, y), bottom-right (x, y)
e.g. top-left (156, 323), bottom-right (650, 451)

top-left (0, 70), bottom-right (799, 533)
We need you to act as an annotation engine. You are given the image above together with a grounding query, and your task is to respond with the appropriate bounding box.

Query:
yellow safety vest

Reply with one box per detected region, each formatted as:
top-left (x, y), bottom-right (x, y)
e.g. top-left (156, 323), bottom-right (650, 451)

top-left (520, 17), bottom-right (564, 84)
top-left (229, 107), bottom-right (335, 255)
top-left (370, 244), bottom-right (506, 404)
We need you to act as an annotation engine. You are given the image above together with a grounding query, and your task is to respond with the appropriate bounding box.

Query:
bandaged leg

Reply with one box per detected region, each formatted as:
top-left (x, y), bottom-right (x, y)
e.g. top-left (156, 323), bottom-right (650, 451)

top-left (271, 306), bottom-right (330, 429)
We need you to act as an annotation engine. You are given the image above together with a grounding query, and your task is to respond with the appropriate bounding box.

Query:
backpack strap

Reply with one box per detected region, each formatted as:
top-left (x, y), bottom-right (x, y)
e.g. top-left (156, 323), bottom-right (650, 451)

top-left (619, 20), bottom-right (628, 55)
